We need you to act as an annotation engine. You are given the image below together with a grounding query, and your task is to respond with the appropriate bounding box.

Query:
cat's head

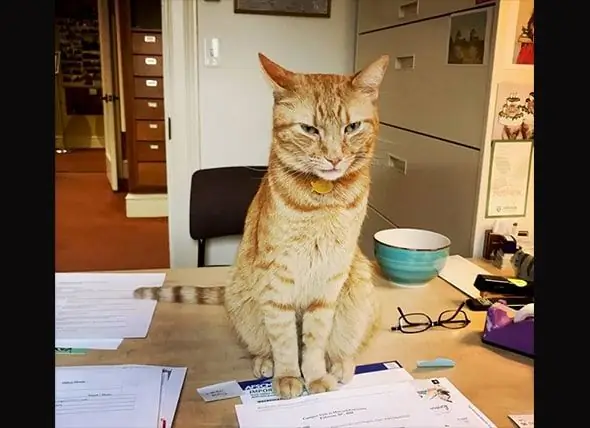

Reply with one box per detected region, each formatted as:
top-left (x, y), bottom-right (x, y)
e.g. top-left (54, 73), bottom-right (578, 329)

top-left (259, 53), bottom-right (389, 181)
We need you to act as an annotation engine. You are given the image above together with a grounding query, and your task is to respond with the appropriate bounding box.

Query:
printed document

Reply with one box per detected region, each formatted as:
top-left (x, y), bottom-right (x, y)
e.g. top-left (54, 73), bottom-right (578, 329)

top-left (235, 383), bottom-right (442, 428)
top-left (55, 365), bottom-right (163, 428)
top-left (56, 364), bottom-right (186, 428)
top-left (55, 273), bottom-right (165, 343)
top-left (411, 378), bottom-right (496, 428)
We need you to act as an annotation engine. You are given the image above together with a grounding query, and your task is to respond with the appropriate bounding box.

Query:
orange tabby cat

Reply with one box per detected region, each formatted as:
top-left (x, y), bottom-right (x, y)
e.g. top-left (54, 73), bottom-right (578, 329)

top-left (134, 53), bottom-right (389, 399)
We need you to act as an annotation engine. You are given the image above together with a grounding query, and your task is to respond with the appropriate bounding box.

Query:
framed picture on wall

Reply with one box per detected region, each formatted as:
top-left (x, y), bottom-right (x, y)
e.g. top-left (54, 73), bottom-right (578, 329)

top-left (513, 0), bottom-right (534, 65)
top-left (491, 82), bottom-right (534, 141)
top-left (446, 8), bottom-right (492, 66)
top-left (485, 140), bottom-right (533, 218)
top-left (234, 0), bottom-right (331, 18)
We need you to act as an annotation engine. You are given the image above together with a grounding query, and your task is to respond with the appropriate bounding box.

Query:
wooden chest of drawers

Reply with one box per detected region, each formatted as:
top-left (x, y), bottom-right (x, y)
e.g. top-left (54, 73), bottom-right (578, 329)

top-left (125, 28), bottom-right (167, 192)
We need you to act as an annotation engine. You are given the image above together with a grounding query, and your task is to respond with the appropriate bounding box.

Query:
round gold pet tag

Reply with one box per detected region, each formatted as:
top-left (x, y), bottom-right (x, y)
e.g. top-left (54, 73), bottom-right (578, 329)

top-left (311, 179), bottom-right (334, 194)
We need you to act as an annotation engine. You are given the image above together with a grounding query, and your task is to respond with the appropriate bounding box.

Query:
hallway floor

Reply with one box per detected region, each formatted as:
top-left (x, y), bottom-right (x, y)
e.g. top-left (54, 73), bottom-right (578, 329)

top-left (55, 149), bottom-right (170, 272)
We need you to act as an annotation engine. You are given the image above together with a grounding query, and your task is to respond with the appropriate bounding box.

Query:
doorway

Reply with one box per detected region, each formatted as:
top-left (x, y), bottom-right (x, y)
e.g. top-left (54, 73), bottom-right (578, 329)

top-left (55, 0), bottom-right (109, 175)
top-left (55, 0), bottom-right (171, 272)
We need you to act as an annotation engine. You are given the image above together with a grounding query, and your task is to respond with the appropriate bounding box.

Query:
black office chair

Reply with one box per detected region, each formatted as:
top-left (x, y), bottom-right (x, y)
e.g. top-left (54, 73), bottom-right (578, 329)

top-left (189, 166), bottom-right (267, 267)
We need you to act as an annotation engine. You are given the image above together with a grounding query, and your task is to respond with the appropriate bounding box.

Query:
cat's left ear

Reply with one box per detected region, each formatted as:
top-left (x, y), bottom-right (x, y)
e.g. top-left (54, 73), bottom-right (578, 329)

top-left (258, 53), bottom-right (296, 92)
top-left (352, 55), bottom-right (389, 95)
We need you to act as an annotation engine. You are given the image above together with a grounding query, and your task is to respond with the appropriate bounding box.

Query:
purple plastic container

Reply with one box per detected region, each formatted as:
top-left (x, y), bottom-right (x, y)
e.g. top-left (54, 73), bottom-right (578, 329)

top-left (481, 304), bottom-right (534, 358)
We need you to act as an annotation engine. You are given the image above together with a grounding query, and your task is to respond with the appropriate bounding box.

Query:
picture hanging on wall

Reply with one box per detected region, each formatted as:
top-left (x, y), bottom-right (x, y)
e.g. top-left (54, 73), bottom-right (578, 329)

top-left (234, 0), bottom-right (331, 18)
top-left (447, 8), bottom-right (491, 65)
top-left (491, 83), bottom-right (534, 141)
top-left (513, 0), bottom-right (534, 65)
top-left (485, 139), bottom-right (533, 218)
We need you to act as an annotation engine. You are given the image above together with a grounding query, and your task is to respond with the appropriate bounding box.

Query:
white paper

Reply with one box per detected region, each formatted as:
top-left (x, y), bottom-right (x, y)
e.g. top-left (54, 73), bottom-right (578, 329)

top-left (438, 255), bottom-right (490, 299)
top-left (55, 273), bottom-right (166, 299)
top-left (235, 383), bottom-right (441, 428)
top-left (198, 380), bottom-right (245, 402)
top-left (411, 378), bottom-right (496, 428)
top-left (55, 365), bottom-right (164, 428)
top-left (157, 367), bottom-right (187, 426)
top-left (239, 366), bottom-right (414, 404)
top-left (509, 414), bottom-right (534, 427)
top-left (486, 140), bottom-right (532, 218)
top-left (55, 273), bottom-right (165, 340)
top-left (55, 339), bottom-right (123, 350)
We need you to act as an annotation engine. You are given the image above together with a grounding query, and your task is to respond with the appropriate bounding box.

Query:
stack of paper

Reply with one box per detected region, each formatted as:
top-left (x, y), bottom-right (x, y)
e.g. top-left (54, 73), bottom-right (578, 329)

top-left (55, 273), bottom-right (165, 350)
top-left (234, 377), bottom-right (496, 428)
top-left (196, 360), bottom-right (497, 427)
top-left (55, 364), bottom-right (186, 428)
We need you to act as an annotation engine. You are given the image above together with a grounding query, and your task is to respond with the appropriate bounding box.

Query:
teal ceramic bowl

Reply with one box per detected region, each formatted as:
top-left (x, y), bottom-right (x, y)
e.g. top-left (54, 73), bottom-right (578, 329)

top-left (374, 228), bottom-right (451, 287)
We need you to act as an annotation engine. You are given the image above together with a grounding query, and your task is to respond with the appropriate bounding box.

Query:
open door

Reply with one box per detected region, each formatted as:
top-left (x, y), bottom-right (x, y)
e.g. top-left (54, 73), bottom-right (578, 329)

top-left (98, 0), bottom-right (120, 191)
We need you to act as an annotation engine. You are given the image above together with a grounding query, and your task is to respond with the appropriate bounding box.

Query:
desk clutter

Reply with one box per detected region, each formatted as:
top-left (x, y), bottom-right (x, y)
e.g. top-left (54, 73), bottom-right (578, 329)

top-left (438, 256), bottom-right (534, 358)
top-left (55, 261), bottom-right (533, 427)
top-left (55, 364), bottom-right (186, 428)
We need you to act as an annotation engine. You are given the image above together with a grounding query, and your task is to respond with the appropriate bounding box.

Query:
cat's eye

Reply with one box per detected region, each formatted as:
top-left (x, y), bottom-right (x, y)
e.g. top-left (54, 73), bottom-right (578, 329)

top-left (345, 121), bottom-right (362, 134)
top-left (300, 124), bottom-right (319, 135)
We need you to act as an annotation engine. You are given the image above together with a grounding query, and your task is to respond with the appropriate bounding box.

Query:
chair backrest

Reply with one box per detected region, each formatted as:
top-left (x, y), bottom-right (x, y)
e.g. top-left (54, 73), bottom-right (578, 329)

top-left (189, 166), bottom-right (267, 266)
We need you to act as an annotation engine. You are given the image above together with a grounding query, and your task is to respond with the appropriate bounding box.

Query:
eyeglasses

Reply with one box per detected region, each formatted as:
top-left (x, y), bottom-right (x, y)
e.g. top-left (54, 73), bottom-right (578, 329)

top-left (390, 302), bottom-right (471, 334)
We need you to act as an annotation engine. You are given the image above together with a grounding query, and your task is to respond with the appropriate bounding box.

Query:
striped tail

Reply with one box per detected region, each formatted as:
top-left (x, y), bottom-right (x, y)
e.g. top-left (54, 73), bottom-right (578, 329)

top-left (133, 285), bottom-right (225, 304)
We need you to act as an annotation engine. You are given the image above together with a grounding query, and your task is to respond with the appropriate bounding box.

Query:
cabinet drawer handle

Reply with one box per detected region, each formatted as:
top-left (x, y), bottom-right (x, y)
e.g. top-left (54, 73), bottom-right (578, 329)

top-left (144, 35), bottom-right (156, 43)
top-left (147, 101), bottom-right (158, 108)
top-left (149, 144), bottom-right (159, 150)
top-left (145, 57), bottom-right (158, 65)
top-left (399, 1), bottom-right (419, 19)
top-left (149, 123), bottom-right (158, 129)
top-left (395, 55), bottom-right (415, 70)
top-left (146, 79), bottom-right (158, 87)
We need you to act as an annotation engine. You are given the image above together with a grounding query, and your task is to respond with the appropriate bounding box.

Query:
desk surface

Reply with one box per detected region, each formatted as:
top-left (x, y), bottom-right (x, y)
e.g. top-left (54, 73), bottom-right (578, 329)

top-left (56, 260), bottom-right (533, 428)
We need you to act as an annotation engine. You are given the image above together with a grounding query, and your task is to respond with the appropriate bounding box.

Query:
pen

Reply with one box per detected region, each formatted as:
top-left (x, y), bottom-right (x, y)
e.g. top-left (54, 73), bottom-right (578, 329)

top-left (161, 418), bottom-right (167, 428)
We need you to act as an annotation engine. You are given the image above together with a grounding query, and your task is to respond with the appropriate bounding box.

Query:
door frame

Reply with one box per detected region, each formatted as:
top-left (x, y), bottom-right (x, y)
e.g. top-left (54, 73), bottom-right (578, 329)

top-left (98, 0), bottom-right (122, 191)
top-left (162, 0), bottom-right (201, 268)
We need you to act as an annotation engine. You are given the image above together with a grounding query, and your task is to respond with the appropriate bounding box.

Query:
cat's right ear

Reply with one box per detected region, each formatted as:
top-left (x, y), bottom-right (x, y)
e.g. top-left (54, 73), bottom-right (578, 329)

top-left (352, 55), bottom-right (389, 96)
top-left (258, 53), bottom-right (295, 92)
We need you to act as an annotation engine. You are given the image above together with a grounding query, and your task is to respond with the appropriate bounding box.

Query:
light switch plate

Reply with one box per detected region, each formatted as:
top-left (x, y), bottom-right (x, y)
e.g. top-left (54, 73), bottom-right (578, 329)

top-left (204, 38), bottom-right (220, 67)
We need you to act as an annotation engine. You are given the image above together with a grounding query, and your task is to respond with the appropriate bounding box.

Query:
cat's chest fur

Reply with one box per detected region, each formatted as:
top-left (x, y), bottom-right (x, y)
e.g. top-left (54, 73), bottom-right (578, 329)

top-left (271, 204), bottom-right (365, 302)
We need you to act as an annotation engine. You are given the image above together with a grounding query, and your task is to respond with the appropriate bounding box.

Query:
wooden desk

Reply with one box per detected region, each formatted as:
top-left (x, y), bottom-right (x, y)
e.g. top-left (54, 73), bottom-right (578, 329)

top-left (56, 261), bottom-right (533, 428)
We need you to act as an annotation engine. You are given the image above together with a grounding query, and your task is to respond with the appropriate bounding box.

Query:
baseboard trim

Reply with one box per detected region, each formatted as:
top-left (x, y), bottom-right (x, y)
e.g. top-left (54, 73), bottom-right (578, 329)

top-left (125, 193), bottom-right (168, 218)
top-left (54, 135), bottom-right (105, 149)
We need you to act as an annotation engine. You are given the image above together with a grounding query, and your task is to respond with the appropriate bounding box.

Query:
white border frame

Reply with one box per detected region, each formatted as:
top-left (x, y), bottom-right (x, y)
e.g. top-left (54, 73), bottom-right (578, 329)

top-left (162, 0), bottom-right (201, 267)
top-left (446, 7), bottom-right (493, 67)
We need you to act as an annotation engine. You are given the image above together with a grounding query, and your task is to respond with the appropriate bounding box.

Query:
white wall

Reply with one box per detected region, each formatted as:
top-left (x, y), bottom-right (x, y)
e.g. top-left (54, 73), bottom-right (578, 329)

top-left (472, 0), bottom-right (534, 257)
top-left (167, 0), bottom-right (358, 267)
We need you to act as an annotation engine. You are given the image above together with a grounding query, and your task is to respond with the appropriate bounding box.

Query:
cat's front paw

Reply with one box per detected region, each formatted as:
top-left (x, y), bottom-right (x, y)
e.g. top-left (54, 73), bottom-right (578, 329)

top-left (329, 359), bottom-right (355, 384)
top-left (252, 355), bottom-right (274, 378)
top-left (307, 373), bottom-right (339, 394)
top-left (273, 376), bottom-right (305, 399)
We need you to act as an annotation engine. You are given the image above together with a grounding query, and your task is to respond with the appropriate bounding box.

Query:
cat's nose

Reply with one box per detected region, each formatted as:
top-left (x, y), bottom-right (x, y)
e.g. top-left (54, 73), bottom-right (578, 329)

top-left (325, 157), bottom-right (342, 167)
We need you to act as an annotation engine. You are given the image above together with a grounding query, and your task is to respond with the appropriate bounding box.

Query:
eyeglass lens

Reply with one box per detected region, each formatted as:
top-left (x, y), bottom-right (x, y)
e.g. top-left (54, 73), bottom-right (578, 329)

top-left (399, 313), bottom-right (432, 333)
top-left (438, 309), bottom-right (469, 329)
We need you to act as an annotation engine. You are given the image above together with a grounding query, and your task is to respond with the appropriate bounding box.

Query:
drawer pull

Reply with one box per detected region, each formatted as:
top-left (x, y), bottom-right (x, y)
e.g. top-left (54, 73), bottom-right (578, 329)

top-left (399, 1), bottom-right (419, 19)
top-left (144, 35), bottom-right (156, 43)
top-left (145, 57), bottom-right (158, 65)
top-left (149, 144), bottom-right (159, 150)
top-left (395, 55), bottom-right (415, 70)
top-left (146, 79), bottom-right (158, 87)
top-left (147, 101), bottom-right (158, 108)
top-left (149, 123), bottom-right (158, 129)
